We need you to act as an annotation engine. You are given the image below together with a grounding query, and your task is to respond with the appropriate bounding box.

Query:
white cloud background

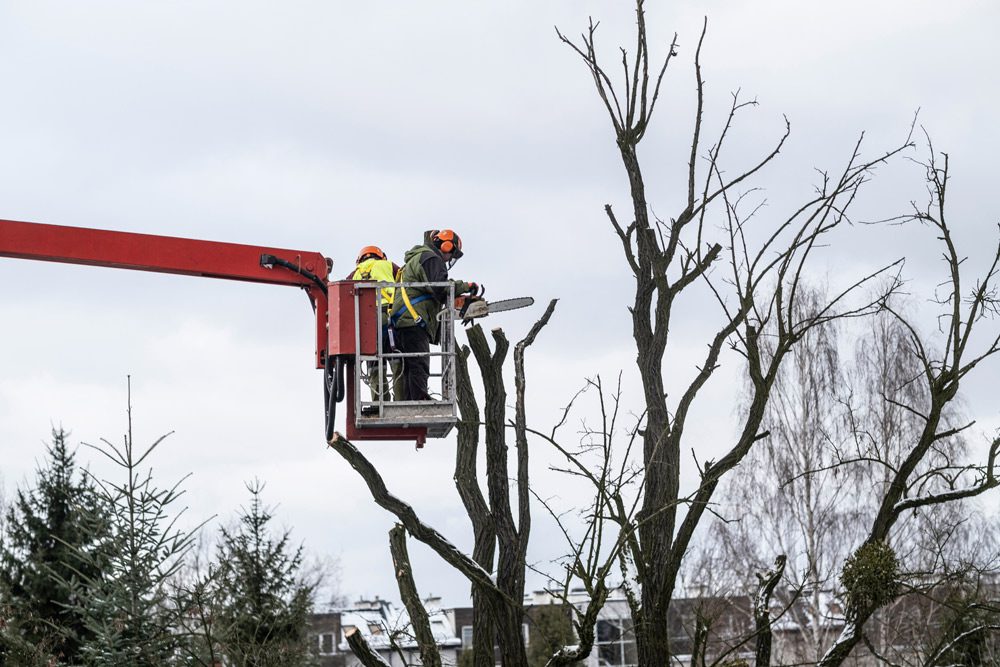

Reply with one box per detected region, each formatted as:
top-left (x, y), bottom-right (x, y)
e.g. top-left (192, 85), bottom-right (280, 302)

top-left (1, 0), bottom-right (999, 606)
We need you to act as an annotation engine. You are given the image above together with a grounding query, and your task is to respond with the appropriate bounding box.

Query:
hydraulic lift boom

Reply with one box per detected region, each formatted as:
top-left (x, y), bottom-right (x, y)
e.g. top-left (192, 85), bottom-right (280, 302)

top-left (0, 218), bottom-right (432, 445)
top-left (0, 218), bottom-right (331, 365)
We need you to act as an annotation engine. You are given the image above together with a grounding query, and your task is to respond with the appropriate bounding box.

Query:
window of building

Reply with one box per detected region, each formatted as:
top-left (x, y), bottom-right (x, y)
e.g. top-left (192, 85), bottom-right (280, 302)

top-left (318, 633), bottom-right (335, 655)
top-left (596, 618), bottom-right (638, 667)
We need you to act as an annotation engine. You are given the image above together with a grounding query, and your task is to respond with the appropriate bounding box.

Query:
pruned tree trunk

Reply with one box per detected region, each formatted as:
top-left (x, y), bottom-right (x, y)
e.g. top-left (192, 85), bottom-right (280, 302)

top-left (467, 325), bottom-right (527, 667)
top-left (389, 524), bottom-right (441, 667)
top-left (455, 347), bottom-right (498, 667)
top-left (460, 300), bottom-right (556, 666)
top-left (331, 300), bottom-right (556, 667)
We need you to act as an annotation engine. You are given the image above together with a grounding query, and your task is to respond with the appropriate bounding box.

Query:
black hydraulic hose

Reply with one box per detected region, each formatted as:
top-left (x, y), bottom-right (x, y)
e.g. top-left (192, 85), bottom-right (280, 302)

top-left (263, 252), bottom-right (336, 437)
top-left (324, 355), bottom-right (346, 441)
top-left (334, 357), bottom-right (345, 403)
top-left (324, 356), bottom-right (335, 441)
top-left (260, 254), bottom-right (328, 294)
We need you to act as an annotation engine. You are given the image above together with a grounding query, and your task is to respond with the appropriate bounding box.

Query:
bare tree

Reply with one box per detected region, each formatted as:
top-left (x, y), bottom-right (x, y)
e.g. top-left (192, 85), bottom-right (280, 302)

top-left (329, 7), bottom-right (1000, 667)
top-left (817, 142), bottom-right (1000, 666)
top-left (868, 512), bottom-right (1000, 665)
top-left (526, 375), bottom-right (644, 666)
top-left (837, 300), bottom-right (1000, 665)
top-left (557, 1), bottom-right (910, 663)
top-left (327, 301), bottom-right (557, 666)
top-left (753, 555), bottom-right (787, 667)
top-left (697, 287), bottom-right (909, 663)
top-left (694, 281), bottom-right (1000, 665)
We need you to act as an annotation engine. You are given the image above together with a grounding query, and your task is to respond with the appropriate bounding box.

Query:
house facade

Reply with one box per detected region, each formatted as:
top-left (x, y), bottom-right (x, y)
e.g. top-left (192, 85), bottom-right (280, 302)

top-left (311, 581), bottom-right (999, 666)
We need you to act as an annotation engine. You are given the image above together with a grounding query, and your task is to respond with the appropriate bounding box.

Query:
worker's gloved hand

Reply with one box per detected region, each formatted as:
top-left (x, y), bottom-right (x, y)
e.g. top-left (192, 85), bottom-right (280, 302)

top-left (467, 282), bottom-right (484, 297)
top-left (458, 291), bottom-right (481, 326)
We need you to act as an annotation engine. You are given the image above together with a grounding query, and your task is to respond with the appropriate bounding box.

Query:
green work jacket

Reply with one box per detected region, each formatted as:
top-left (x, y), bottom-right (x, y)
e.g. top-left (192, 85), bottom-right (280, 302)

top-left (391, 243), bottom-right (471, 343)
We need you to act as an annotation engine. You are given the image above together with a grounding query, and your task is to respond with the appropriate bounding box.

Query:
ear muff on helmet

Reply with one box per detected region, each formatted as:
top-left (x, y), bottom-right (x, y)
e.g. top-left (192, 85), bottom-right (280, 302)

top-left (356, 245), bottom-right (387, 264)
top-left (433, 229), bottom-right (463, 258)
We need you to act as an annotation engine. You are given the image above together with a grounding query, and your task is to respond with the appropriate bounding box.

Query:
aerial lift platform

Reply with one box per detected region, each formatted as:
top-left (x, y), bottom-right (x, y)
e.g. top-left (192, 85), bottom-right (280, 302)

top-left (0, 218), bottom-right (461, 447)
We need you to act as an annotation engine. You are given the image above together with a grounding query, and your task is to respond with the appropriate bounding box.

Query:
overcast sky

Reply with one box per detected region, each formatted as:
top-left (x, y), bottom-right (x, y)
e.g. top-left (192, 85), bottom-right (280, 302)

top-left (1, 0), bottom-right (999, 607)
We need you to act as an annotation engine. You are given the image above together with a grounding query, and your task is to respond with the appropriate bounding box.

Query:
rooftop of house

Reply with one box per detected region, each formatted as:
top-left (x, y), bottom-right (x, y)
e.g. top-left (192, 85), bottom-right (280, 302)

top-left (336, 597), bottom-right (462, 653)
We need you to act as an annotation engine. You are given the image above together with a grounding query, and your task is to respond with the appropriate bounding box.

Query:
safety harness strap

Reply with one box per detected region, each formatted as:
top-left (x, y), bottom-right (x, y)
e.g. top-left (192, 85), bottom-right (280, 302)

top-left (392, 291), bottom-right (432, 327)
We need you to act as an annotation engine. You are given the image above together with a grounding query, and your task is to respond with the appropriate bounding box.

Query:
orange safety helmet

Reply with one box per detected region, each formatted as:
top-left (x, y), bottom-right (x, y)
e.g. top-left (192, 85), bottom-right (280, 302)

top-left (356, 245), bottom-right (387, 264)
top-left (431, 229), bottom-right (463, 258)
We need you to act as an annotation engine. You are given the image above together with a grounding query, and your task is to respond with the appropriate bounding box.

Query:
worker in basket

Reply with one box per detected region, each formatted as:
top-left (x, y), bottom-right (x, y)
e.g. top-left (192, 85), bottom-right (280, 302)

top-left (389, 229), bottom-right (479, 401)
top-left (351, 245), bottom-right (400, 403)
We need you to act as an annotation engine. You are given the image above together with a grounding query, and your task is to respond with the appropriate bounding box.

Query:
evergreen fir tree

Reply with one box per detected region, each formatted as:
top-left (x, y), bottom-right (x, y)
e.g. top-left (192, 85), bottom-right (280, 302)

top-left (211, 480), bottom-right (317, 667)
top-left (0, 427), bottom-right (107, 664)
top-left (70, 386), bottom-right (201, 665)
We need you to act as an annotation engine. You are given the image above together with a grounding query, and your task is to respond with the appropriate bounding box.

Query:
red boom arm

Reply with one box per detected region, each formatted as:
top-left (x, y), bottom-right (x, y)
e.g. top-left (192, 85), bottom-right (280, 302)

top-left (0, 218), bottom-right (331, 367)
top-left (0, 218), bottom-right (434, 445)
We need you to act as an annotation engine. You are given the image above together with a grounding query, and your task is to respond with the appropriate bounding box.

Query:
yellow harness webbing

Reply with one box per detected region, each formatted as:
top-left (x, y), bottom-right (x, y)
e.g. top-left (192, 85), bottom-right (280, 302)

top-left (396, 268), bottom-right (423, 325)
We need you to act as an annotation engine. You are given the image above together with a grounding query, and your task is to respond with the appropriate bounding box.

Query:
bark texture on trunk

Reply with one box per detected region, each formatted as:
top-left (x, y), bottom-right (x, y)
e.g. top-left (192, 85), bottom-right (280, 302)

top-left (389, 524), bottom-right (441, 667)
top-left (455, 348), bottom-right (498, 667)
top-left (459, 302), bottom-right (557, 667)
top-left (468, 326), bottom-right (527, 667)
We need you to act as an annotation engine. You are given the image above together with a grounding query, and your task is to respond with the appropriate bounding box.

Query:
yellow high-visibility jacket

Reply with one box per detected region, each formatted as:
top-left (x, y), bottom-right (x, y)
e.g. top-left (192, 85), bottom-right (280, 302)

top-left (352, 258), bottom-right (396, 306)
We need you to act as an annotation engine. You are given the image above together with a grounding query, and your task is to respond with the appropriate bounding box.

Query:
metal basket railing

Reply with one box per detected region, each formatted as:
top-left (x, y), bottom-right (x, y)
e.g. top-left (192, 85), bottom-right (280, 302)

top-left (350, 281), bottom-right (457, 437)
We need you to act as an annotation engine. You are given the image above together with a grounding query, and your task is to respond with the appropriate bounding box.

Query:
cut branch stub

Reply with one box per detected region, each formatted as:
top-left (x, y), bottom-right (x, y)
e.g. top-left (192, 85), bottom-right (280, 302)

top-left (345, 626), bottom-right (392, 667)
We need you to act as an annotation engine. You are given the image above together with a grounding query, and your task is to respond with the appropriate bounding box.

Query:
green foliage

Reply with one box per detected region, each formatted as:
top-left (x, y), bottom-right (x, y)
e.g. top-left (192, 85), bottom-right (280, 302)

top-left (69, 401), bottom-right (200, 666)
top-left (0, 607), bottom-right (56, 667)
top-left (172, 554), bottom-right (228, 667)
top-left (209, 480), bottom-right (318, 667)
top-left (527, 604), bottom-right (579, 667)
top-left (0, 427), bottom-right (108, 663)
top-left (841, 540), bottom-right (900, 619)
top-left (0, 398), bottom-right (326, 666)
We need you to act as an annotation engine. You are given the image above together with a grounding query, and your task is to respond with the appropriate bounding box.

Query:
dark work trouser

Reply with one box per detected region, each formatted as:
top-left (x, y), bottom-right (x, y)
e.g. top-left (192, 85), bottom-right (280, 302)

top-left (367, 328), bottom-right (402, 402)
top-left (395, 325), bottom-right (431, 401)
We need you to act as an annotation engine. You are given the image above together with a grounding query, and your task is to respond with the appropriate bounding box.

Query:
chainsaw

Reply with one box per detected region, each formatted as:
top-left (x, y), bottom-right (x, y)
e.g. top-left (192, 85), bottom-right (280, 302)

top-left (451, 295), bottom-right (534, 325)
